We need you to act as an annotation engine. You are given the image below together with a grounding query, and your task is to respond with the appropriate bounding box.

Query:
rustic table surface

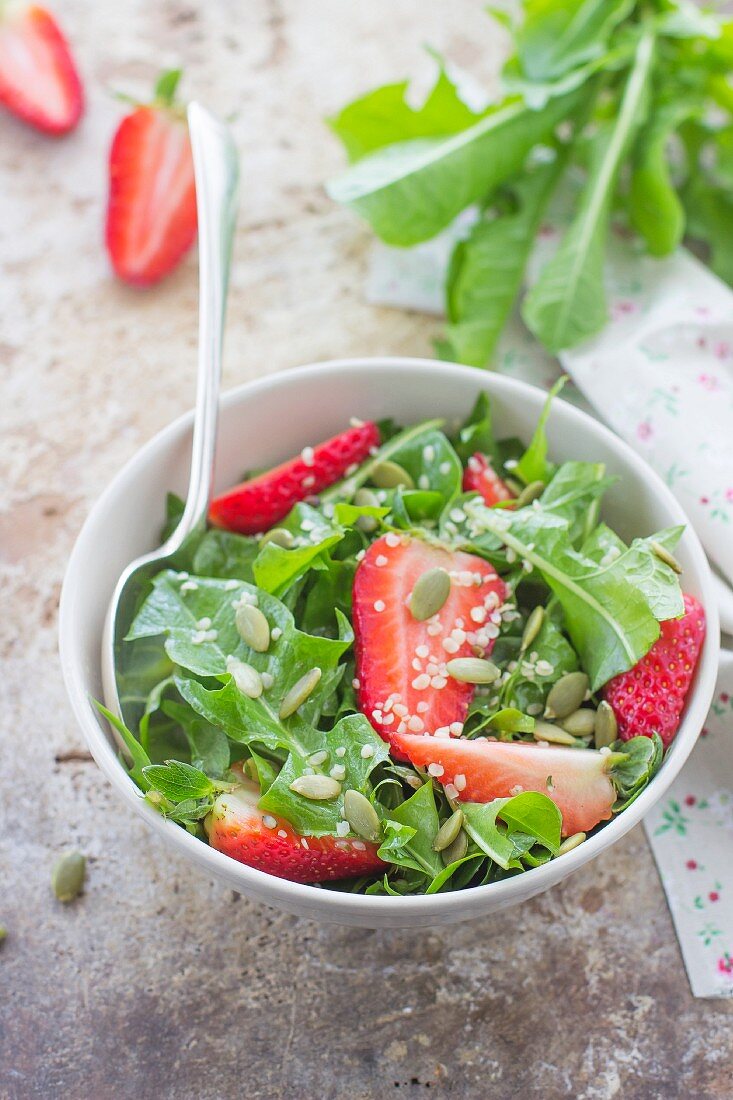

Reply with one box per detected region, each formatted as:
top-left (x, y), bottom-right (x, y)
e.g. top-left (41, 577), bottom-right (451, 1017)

top-left (1, 2), bottom-right (731, 1097)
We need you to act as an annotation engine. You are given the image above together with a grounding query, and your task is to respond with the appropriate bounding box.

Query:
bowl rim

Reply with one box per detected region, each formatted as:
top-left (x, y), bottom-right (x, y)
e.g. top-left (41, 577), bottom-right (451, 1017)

top-left (59, 356), bottom-right (720, 919)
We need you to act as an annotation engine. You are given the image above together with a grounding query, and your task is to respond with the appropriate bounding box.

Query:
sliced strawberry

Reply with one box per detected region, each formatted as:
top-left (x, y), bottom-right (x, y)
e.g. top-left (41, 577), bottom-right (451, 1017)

top-left (207, 779), bottom-right (384, 883)
top-left (462, 453), bottom-right (515, 507)
top-left (106, 70), bottom-right (196, 287)
top-left (0, 4), bottom-right (83, 135)
top-left (603, 592), bottom-right (705, 748)
top-left (210, 420), bottom-right (380, 534)
top-left (392, 733), bottom-right (616, 836)
top-left (353, 534), bottom-right (507, 754)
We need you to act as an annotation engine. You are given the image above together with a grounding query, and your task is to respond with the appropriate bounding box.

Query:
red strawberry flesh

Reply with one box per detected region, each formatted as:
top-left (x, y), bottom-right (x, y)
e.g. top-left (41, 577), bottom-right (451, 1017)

top-left (603, 592), bottom-right (705, 747)
top-left (462, 453), bottom-right (515, 507)
top-left (106, 105), bottom-right (196, 286)
top-left (353, 534), bottom-right (507, 753)
top-left (0, 4), bottom-right (83, 135)
top-left (208, 780), bottom-right (384, 884)
top-left (392, 732), bottom-right (616, 836)
top-left (209, 421), bottom-right (380, 534)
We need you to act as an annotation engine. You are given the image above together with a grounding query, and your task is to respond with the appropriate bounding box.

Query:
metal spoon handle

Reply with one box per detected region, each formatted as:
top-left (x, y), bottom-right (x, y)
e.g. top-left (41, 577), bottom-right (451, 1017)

top-left (170, 102), bottom-right (239, 547)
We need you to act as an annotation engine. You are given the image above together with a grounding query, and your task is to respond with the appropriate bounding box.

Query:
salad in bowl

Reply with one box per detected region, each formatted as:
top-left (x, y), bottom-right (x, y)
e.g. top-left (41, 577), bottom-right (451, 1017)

top-left (104, 381), bottom-right (705, 897)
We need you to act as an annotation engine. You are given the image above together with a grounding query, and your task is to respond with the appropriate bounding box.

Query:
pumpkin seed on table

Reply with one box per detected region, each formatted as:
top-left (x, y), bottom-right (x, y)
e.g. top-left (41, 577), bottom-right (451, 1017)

top-left (514, 480), bottom-right (545, 509)
top-left (558, 832), bottom-right (586, 855)
top-left (235, 602), bottom-right (270, 652)
top-left (433, 808), bottom-right (464, 852)
top-left (259, 527), bottom-right (295, 550)
top-left (409, 567), bottom-right (451, 621)
top-left (532, 719), bottom-right (578, 746)
top-left (651, 540), bottom-right (682, 575)
top-left (594, 700), bottom-right (618, 749)
top-left (370, 460), bottom-right (415, 490)
top-left (279, 667), bottom-right (322, 718)
top-left (354, 487), bottom-right (381, 532)
top-left (560, 707), bottom-right (597, 737)
top-left (344, 790), bottom-right (382, 843)
top-left (520, 605), bottom-right (544, 652)
top-left (445, 657), bottom-right (500, 685)
top-left (441, 829), bottom-right (468, 865)
top-left (52, 851), bottom-right (86, 902)
top-left (289, 774), bottom-right (341, 800)
top-left (545, 671), bottom-right (589, 720)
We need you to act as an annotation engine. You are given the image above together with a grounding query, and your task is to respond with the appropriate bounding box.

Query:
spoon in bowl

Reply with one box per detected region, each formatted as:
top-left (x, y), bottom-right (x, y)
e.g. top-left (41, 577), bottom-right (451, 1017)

top-left (101, 102), bottom-right (239, 725)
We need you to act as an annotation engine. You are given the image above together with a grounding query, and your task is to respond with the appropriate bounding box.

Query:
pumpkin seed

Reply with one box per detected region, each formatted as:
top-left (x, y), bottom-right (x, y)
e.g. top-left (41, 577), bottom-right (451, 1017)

top-left (560, 707), bottom-right (597, 737)
top-left (344, 790), bottom-right (382, 843)
top-left (558, 832), bottom-right (586, 855)
top-left (445, 657), bottom-right (500, 684)
top-left (532, 719), bottom-right (578, 746)
top-left (52, 851), bottom-right (86, 903)
top-left (370, 460), bottom-right (415, 491)
top-left (441, 829), bottom-right (468, 865)
top-left (545, 671), bottom-right (590, 720)
top-left (515, 480), bottom-right (545, 509)
top-left (594, 700), bottom-right (618, 749)
top-left (354, 487), bottom-right (380, 532)
top-left (289, 774), bottom-right (341, 800)
top-left (259, 527), bottom-right (294, 550)
top-left (651, 540), bottom-right (682, 575)
top-left (279, 667), bottom-right (322, 718)
top-left (227, 657), bottom-right (263, 699)
top-left (432, 808), bottom-right (464, 852)
top-left (409, 567), bottom-right (451, 621)
top-left (235, 603), bottom-right (270, 652)
top-left (520, 605), bottom-right (544, 652)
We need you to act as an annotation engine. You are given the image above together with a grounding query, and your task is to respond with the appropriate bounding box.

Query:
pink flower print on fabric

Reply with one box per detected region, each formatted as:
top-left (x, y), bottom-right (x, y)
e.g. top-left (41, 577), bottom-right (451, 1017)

top-left (698, 373), bottom-right (722, 391)
top-left (718, 953), bottom-right (733, 978)
top-left (637, 420), bottom-right (653, 442)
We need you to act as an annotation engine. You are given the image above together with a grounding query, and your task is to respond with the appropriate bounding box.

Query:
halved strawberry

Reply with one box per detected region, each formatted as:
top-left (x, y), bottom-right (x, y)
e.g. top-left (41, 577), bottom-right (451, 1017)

top-left (603, 592), bottom-right (705, 747)
top-left (210, 420), bottom-right (380, 534)
top-left (0, 4), bottom-right (83, 135)
top-left (462, 453), bottom-right (515, 507)
top-left (353, 534), bottom-right (507, 753)
top-left (207, 779), bottom-right (384, 883)
top-left (106, 69), bottom-right (196, 287)
top-left (392, 733), bottom-right (616, 836)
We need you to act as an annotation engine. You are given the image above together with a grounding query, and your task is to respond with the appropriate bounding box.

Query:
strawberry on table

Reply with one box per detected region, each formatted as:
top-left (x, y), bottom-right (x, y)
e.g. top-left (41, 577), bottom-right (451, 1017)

top-left (603, 592), bottom-right (705, 747)
top-left (106, 69), bottom-right (197, 287)
top-left (462, 452), bottom-right (515, 507)
top-left (207, 779), bottom-right (384, 883)
top-left (353, 534), bottom-right (507, 752)
top-left (392, 733), bottom-right (617, 837)
top-left (210, 420), bottom-right (380, 534)
top-left (0, 3), bottom-right (83, 135)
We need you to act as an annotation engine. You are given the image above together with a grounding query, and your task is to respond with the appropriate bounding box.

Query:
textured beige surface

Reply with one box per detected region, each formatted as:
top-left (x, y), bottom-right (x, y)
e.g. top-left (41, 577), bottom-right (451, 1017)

top-left (1, 2), bottom-right (732, 1097)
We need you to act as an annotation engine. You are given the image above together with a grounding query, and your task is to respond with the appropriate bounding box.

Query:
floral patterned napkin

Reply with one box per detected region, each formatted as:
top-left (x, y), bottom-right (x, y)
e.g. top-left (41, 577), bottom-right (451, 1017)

top-left (367, 224), bottom-right (733, 997)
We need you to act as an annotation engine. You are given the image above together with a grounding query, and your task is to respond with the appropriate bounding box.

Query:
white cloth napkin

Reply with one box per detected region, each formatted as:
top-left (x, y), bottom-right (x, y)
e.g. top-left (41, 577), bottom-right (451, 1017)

top-left (367, 226), bottom-right (733, 998)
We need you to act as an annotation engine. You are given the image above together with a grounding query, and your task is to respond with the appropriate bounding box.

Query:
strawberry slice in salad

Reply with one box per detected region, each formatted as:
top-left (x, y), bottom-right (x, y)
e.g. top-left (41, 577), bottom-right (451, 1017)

top-left (210, 420), bottom-right (380, 534)
top-left (353, 533), bottom-right (506, 751)
top-left (112, 390), bottom-right (701, 897)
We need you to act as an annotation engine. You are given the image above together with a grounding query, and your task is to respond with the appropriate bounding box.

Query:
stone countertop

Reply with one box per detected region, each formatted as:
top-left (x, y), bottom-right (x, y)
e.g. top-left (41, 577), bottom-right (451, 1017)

top-left (1, 2), bottom-right (731, 1097)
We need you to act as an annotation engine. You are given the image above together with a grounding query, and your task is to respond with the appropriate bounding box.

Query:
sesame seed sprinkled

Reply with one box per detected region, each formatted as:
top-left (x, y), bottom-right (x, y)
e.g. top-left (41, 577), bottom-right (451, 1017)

top-left (375, 555), bottom-right (388, 567)
top-left (352, 840), bottom-right (367, 851)
top-left (303, 475), bottom-right (316, 489)
top-left (418, 474), bottom-right (430, 490)
top-left (277, 829), bottom-right (288, 839)
top-left (335, 747), bottom-right (346, 758)
top-left (180, 580), bottom-right (198, 592)
top-left (262, 815), bottom-right (277, 829)
top-left (330, 764), bottom-right (346, 781)
top-left (423, 445), bottom-right (435, 463)
top-left (224, 579), bottom-right (239, 591)
top-left (336, 820), bottom-right (350, 837)
top-left (271, 627), bottom-right (282, 641)
top-left (427, 763), bottom-right (445, 777)
top-left (416, 701), bottom-right (429, 714)
top-left (454, 773), bottom-right (467, 792)
top-left (352, 677), bottom-right (360, 689)
top-left (261, 672), bottom-right (274, 689)
top-left (308, 750), bottom-right (328, 767)
top-left (196, 617), bottom-right (212, 630)
top-left (350, 416), bottom-right (365, 428)
top-left (431, 676), bottom-right (447, 689)
top-left (408, 716), bottom-right (425, 732)
top-left (356, 549), bottom-right (366, 561)
top-left (385, 532), bottom-right (400, 547)
top-left (416, 644), bottom-right (429, 658)
top-left (412, 673), bottom-right (431, 691)
top-left (427, 622), bottom-right (443, 636)
top-left (360, 745), bottom-right (374, 759)
top-left (470, 606), bottom-right (487, 623)
top-left (374, 600), bottom-right (386, 612)
top-left (301, 838), bottom-right (310, 849)
top-left (382, 713), bottom-right (395, 725)
top-left (434, 726), bottom-right (451, 738)
top-left (444, 783), bottom-right (459, 800)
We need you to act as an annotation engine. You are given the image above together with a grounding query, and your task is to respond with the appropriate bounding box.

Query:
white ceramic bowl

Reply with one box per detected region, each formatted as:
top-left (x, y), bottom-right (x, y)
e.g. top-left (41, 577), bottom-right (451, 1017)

top-left (59, 358), bottom-right (720, 927)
